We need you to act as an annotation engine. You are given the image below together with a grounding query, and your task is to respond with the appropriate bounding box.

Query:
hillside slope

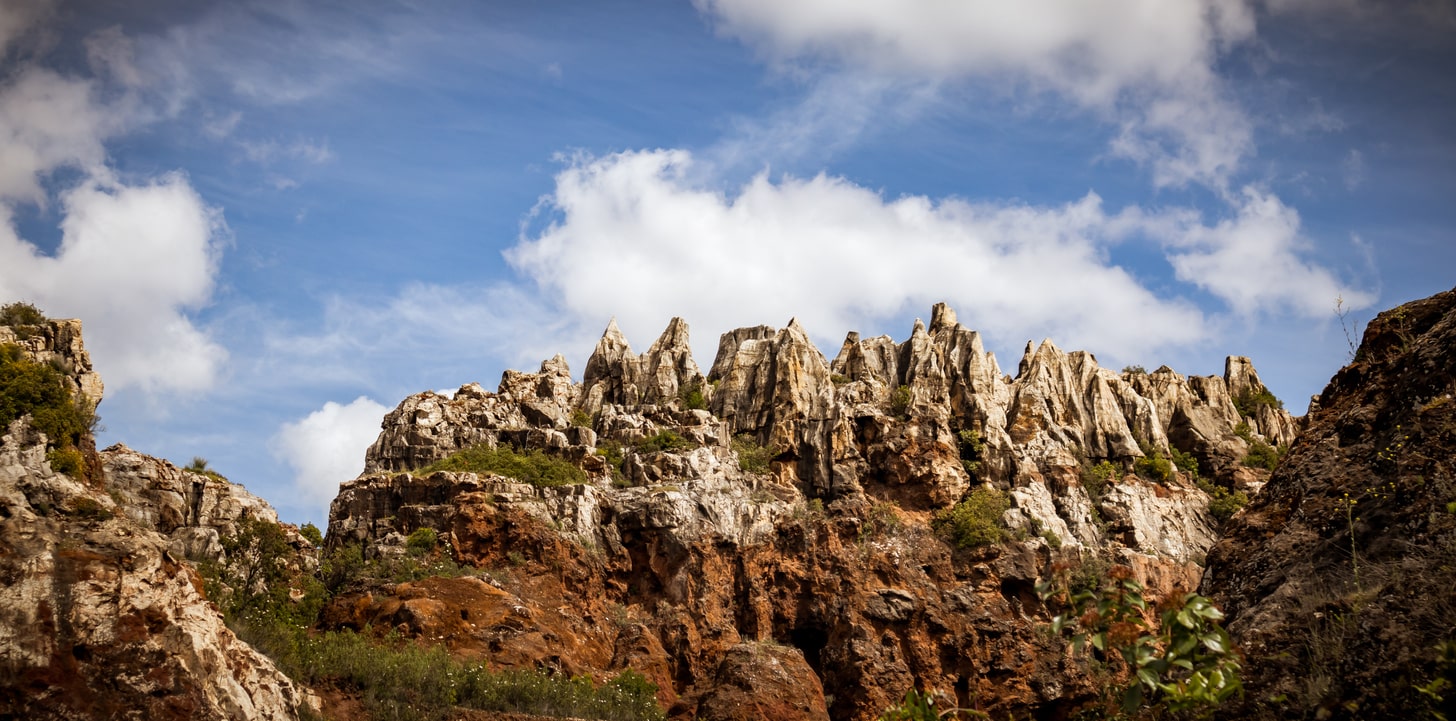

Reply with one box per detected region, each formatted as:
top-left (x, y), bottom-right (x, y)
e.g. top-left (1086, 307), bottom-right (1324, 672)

top-left (1203, 287), bottom-right (1456, 720)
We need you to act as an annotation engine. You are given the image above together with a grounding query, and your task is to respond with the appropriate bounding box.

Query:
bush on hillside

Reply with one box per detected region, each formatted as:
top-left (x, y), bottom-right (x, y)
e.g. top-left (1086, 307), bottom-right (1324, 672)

top-left (1, 343), bottom-right (96, 475)
top-left (933, 487), bottom-right (1009, 549)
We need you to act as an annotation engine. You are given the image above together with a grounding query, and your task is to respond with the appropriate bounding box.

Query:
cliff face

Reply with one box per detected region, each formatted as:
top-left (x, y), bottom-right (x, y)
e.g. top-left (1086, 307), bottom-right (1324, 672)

top-left (0, 318), bottom-right (314, 721)
top-left (333, 304), bottom-right (1294, 719)
top-left (1203, 288), bottom-right (1456, 719)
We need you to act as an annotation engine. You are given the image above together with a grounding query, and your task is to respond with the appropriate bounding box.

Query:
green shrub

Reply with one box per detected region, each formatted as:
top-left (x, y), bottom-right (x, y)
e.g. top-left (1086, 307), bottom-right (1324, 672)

top-left (879, 689), bottom-right (980, 720)
top-left (419, 444), bottom-right (587, 486)
top-left (406, 527), bottom-right (439, 556)
top-left (1, 343), bottom-right (95, 453)
top-left (861, 500), bottom-right (902, 540)
top-left (66, 496), bottom-right (112, 521)
top-left (732, 434), bottom-right (773, 474)
top-left (1242, 439), bottom-right (1282, 471)
top-left (1134, 452), bottom-right (1174, 483)
top-left (47, 447), bottom-right (85, 478)
top-left (830, 373), bottom-right (851, 385)
top-left (185, 456), bottom-right (228, 481)
top-left (570, 409), bottom-right (593, 428)
top-left (1170, 447), bottom-right (1200, 477)
top-left (678, 381), bottom-right (707, 411)
top-left (1037, 568), bottom-right (1242, 716)
top-left (1040, 528), bottom-right (1063, 550)
top-left (933, 487), bottom-right (1009, 549)
top-left (1233, 421), bottom-right (1254, 443)
top-left (299, 522), bottom-right (324, 547)
top-left (1206, 485), bottom-right (1249, 523)
top-left (957, 429), bottom-right (985, 478)
top-left (890, 385), bottom-right (912, 418)
top-left (596, 438), bottom-right (627, 483)
top-left (0, 301), bottom-right (46, 327)
top-left (635, 430), bottom-right (694, 454)
top-left (1122, 365), bottom-right (1147, 375)
top-left (0, 302), bottom-right (46, 339)
top-left (1234, 387), bottom-right (1284, 417)
top-left (1081, 461), bottom-right (1118, 504)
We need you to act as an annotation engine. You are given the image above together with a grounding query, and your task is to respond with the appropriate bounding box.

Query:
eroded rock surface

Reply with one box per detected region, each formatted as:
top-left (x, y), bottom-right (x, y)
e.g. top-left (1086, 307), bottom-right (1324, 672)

top-left (1, 316), bottom-right (314, 720)
top-left (331, 304), bottom-right (1298, 719)
top-left (0, 420), bottom-right (313, 721)
top-left (102, 443), bottom-right (313, 563)
top-left (1204, 287), bottom-right (1456, 720)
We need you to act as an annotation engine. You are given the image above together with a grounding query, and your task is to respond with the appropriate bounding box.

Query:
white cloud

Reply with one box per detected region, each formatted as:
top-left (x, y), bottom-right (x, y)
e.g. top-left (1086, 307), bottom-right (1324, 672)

top-left (0, 174), bottom-right (228, 393)
top-left (239, 137), bottom-right (334, 165)
top-left (1341, 148), bottom-right (1365, 190)
top-left (508, 149), bottom-right (1208, 364)
top-left (697, 0), bottom-right (1259, 188)
top-left (0, 47), bottom-right (228, 397)
top-left (1161, 187), bottom-right (1376, 316)
top-left (272, 396), bottom-right (389, 509)
top-left (0, 67), bottom-right (114, 203)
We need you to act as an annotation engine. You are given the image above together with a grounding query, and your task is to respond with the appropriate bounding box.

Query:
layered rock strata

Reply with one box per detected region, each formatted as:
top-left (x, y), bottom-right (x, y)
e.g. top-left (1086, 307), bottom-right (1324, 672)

top-left (332, 304), bottom-right (1296, 719)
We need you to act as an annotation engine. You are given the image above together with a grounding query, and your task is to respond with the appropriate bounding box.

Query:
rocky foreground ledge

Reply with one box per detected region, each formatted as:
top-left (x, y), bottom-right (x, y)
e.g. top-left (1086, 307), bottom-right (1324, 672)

top-left (327, 303), bottom-right (1298, 719)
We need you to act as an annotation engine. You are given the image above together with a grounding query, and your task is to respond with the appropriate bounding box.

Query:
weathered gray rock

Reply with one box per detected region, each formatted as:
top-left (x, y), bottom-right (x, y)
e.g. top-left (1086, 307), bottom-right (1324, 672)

top-left (0, 419), bottom-right (313, 721)
top-left (0, 317), bottom-right (104, 404)
top-left (101, 443), bottom-right (306, 563)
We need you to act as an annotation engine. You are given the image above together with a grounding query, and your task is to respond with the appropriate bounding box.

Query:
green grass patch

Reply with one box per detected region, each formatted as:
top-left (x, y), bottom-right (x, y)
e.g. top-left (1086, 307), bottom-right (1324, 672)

top-left (418, 445), bottom-right (587, 486)
top-left (236, 623), bottom-right (665, 721)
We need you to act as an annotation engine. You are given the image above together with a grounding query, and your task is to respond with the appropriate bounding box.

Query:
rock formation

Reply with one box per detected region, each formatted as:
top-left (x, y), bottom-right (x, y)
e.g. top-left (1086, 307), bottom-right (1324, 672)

top-left (331, 304), bottom-right (1297, 719)
top-left (0, 317), bottom-right (315, 720)
top-left (1203, 287), bottom-right (1456, 719)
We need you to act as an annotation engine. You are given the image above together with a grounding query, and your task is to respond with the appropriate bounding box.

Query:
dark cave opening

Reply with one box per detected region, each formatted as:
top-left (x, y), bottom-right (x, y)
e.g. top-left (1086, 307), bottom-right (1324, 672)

top-left (788, 626), bottom-right (829, 678)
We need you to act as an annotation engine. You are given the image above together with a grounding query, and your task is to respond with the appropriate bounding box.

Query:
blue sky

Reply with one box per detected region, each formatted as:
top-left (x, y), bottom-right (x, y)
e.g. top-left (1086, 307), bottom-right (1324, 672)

top-left (2, 0), bottom-right (1452, 526)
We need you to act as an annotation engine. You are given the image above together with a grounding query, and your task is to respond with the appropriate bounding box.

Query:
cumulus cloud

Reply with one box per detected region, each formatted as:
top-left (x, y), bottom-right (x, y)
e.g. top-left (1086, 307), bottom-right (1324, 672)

top-left (0, 52), bottom-right (227, 395)
top-left (0, 175), bottom-right (228, 392)
top-left (272, 396), bottom-right (389, 510)
top-left (508, 149), bottom-right (1208, 364)
top-left (1161, 188), bottom-right (1376, 316)
top-left (697, 0), bottom-right (1258, 188)
top-left (504, 150), bottom-right (1375, 366)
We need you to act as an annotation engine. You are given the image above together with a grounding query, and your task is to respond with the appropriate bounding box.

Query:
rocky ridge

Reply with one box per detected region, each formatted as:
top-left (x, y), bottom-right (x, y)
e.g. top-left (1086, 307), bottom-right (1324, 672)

top-left (1203, 287), bottom-right (1456, 719)
top-left (0, 319), bottom-right (315, 720)
top-left (330, 303), bottom-right (1297, 719)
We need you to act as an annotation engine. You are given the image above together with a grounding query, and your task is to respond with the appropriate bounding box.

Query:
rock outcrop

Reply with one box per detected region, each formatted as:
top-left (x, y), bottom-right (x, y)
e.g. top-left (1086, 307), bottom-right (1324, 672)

top-left (0, 317), bottom-right (104, 404)
top-left (103, 444), bottom-right (313, 563)
top-left (0, 418), bottom-right (313, 720)
top-left (1203, 287), bottom-right (1456, 720)
top-left (331, 304), bottom-right (1298, 719)
top-left (0, 315), bottom-right (315, 720)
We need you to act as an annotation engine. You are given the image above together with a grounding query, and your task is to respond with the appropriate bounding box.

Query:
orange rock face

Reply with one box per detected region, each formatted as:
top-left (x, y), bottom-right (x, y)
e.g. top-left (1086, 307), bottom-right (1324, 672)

top-left (326, 304), bottom-right (1297, 719)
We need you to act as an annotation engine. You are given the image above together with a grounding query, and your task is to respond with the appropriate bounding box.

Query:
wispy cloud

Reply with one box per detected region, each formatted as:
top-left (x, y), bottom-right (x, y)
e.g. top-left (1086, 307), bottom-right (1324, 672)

top-left (698, 0), bottom-right (1259, 189)
top-left (1341, 148), bottom-right (1366, 190)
